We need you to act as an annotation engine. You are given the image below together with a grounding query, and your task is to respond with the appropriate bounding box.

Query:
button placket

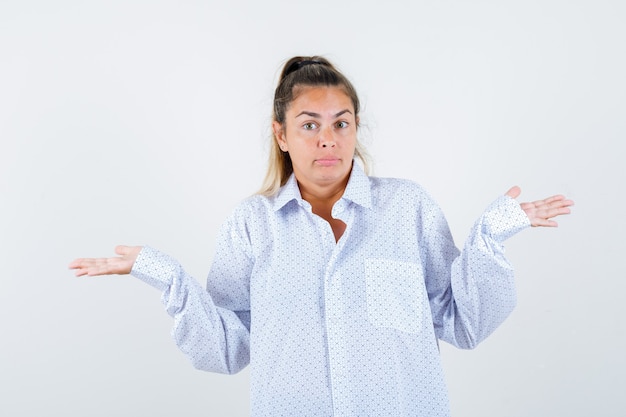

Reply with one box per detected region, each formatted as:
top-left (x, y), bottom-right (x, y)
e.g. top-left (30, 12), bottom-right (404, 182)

top-left (322, 204), bottom-right (355, 416)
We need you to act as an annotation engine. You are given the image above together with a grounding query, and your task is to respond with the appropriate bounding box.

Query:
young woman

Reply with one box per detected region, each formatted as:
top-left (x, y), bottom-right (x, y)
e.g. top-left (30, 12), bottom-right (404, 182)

top-left (70, 56), bottom-right (573, 416)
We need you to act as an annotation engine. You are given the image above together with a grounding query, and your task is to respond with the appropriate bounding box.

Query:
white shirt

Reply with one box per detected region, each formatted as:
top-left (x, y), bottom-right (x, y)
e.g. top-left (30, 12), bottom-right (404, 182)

top-left (131, 163), bottom-right (530, 416)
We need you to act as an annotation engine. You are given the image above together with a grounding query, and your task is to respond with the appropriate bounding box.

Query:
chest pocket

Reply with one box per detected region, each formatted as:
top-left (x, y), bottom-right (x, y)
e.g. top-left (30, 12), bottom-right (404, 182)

top-left (365, 258), bottom-right (427, 334)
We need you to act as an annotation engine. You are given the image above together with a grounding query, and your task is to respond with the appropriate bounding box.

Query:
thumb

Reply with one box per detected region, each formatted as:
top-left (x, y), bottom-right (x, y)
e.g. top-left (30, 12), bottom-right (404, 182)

top-left (505, 185), bottom-right (521, 199)
top-left (115, 245), bottom-right (131, 256)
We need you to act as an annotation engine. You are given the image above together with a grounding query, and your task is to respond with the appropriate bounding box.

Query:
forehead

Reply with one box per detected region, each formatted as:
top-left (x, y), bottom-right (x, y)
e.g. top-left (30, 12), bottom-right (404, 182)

top-left (288, 86), bottom-right (354, 115)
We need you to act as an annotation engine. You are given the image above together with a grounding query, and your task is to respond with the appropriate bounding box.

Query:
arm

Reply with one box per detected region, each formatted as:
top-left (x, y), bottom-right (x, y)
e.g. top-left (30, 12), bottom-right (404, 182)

top-left (68, 215), bottom-right (254, 374)
top-left (423, 188), bottom-right (573, 349)
top-left (131, 245), bottom-right (251, 374)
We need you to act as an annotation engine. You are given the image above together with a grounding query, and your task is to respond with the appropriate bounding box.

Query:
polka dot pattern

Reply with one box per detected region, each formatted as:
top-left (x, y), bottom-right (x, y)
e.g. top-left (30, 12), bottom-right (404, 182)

top-left (131, 164), bottom-right (530, 416)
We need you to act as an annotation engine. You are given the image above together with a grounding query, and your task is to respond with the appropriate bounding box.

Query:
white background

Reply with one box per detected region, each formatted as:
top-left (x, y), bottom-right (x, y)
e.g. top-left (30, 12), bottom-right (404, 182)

top-left (1, 1), bottom-right (624, 416)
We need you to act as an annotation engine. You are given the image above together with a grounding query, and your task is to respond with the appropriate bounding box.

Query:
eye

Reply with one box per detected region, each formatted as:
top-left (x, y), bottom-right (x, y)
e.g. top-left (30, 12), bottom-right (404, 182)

top-left (303, 122), bottom-right (318, 130)
top-left (335, 121), bottom-right (349, 129)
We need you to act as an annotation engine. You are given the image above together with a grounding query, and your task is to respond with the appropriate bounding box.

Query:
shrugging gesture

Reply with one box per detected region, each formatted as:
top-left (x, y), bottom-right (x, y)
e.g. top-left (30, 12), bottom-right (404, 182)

top-left (68, 55), bottom-right (577, 417)
top-left (68, 189), bottom-right (575, 278)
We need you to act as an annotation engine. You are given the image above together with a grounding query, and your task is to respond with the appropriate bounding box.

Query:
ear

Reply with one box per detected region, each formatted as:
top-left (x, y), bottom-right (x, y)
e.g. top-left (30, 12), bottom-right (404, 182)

top-left (272, 121), bottom-right (288, 152)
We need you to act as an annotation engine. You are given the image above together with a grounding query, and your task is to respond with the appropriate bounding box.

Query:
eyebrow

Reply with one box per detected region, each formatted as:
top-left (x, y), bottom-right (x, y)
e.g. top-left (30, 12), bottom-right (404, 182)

top-left (295, 109), bottom-right (353, 118)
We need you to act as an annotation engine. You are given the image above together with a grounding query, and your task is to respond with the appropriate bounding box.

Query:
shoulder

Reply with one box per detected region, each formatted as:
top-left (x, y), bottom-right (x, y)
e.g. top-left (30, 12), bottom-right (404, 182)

top-left (215, 194), bottom-right (274, 249)
top-left (226, 194), bottom-right (273, 223)
top-left (365, 175), bottom-right (450, 239)
top-left (368, 175), bottom-right (436, 207)
top-left (235, 193), bottom-right (272, 212)
top-left (368, 176), bottom-right (454, 243)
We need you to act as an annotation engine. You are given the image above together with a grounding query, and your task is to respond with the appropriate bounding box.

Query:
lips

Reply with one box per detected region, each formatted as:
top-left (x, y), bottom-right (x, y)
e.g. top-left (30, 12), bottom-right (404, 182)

top-left (315, 158), bottom-right (340, 167)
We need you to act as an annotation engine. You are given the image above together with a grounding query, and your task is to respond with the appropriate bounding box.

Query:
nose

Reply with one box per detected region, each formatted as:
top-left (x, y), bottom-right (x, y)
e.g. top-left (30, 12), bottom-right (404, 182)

top-left (319, 126), bottom-right (336, 148)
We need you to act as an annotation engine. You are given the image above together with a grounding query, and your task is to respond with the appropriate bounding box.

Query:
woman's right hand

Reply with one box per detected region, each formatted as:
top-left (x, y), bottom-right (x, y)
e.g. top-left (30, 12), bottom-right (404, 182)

top-left (69, 245), bottom-right (142, 277)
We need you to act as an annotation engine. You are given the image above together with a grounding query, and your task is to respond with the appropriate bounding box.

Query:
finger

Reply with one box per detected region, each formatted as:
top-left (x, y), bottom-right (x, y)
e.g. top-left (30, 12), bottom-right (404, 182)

top-left (73, 268), bottom-right (90, 277)
top-left (533, 195), bottom-right (575, 209)
top-left (115, 245), bottom-right (130, 256)
top-left (533, 219), bottom-right (559, 227)
top-left (70, 260), bottom-right (99, 277)
top-left (541, 194), bottom-right (566, 204)
top-left (69, 259), bottom-right (97, 273)
top-left (71, 258), bottom-right (112, 276)
top-left (505, 186), bottom-right (521, 199)
top-left (528, 195), bottom-right (563, 209)
top-left (541, 206), bottom-right (572, 219)
top-left (69, 257), bottom-right (108, 270)
top-left (69, 257), bottom-right (120, 277)
top-left (553, 198), bottom-right (575, 208)
top-left (68, 259), bottom-right (83, 269)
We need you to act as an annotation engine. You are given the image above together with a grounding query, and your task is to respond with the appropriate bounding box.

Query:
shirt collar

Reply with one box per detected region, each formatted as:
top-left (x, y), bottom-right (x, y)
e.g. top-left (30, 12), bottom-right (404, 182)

top-left (272, 172), bottom-right (302, 211)
top-left (272, 162), bottom-right (372, 211)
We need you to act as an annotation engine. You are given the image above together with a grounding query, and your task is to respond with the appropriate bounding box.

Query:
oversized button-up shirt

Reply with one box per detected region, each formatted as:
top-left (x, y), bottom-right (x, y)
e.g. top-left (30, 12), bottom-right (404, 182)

top-left (131, 163), bottom-right (530, 416)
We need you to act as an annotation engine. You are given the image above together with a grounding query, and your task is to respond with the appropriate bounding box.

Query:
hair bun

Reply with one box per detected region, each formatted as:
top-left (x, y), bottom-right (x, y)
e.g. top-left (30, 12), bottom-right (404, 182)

top-left (283, 59), bottom-right (326, 78)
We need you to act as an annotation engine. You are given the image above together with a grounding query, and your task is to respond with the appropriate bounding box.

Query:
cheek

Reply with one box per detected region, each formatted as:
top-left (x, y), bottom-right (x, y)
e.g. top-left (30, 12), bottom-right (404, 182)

top-left (340, 130), bottom-right (358, 145)
top-left (287, 131), bottom-right (315, 148)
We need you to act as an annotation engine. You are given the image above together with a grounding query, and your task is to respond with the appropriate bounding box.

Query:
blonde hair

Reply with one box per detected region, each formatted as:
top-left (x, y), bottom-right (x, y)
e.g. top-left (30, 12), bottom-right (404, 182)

top-left (258, 56), bottom-right (371, 196)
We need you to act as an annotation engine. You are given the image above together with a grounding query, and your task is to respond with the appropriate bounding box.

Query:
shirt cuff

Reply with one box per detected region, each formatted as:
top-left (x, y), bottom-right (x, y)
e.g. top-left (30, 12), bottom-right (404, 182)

top-left (480, 195), bottom-right (531, 242)
top-left (130, 246), bottom-right (178, 292)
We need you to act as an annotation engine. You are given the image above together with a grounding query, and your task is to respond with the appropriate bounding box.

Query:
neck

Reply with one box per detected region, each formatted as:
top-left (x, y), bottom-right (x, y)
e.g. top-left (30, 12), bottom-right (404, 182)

top-left (298, 174), bottom-right (350, 209)
top-left (300, 184), bottom-right (345, 210)
top-left (296, 170), bottom-right (351, 243)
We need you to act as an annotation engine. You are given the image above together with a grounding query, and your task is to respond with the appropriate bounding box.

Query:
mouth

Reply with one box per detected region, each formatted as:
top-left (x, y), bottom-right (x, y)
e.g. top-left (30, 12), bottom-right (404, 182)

top-left (315, 158), bottom-right (340, 167)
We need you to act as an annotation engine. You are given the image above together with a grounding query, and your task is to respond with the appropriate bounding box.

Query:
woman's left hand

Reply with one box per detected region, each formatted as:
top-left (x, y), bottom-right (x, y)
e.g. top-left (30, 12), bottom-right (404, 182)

top-left (505, 186), bottom-right (574, 227)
